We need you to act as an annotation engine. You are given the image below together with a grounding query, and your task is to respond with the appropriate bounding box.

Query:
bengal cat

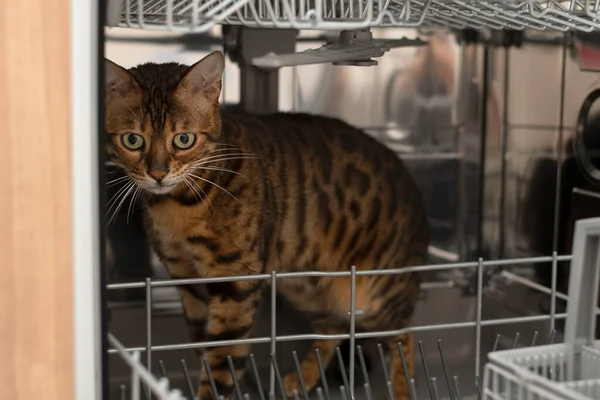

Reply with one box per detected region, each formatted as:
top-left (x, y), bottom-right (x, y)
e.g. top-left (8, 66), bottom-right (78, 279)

top-left (104, 51), bottom-right (429, 400)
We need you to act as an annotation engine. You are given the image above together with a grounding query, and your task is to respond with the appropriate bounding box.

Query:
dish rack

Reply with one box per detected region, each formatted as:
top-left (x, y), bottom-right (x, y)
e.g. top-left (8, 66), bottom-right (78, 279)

top-left (107, 217), bottom-right (600, 400)
top-left (106, 0), bottom-right (600, 33)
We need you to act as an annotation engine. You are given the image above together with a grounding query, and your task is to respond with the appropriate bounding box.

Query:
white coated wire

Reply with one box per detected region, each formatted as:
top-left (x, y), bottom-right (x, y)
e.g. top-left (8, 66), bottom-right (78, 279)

top-left (111, 0), bottom-right (600, 32)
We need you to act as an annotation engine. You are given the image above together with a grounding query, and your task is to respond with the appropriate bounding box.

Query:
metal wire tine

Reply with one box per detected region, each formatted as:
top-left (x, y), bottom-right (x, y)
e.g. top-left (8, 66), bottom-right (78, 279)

top-left (244, 394), bottom-right (251, 400)
top-left (270, 352), bottom-right (287, 399)
top-left (377, 343), bottom-right (394, 400)
top-left (356, 345), bottom-right (373, 400)
top-left (181, 359), bottom-right (196, 399)
top-left (249, 354), bottom-right (266, 400)
top-left (293, 389), bottom-right (301, 400)
top-left (409, 379), bottom-right (418, 400)
top-left (396, 342), bottom-right (415, 400)
top-left (315, 349), bottom-right (330, 400)
top-left (219, 396), bottom-right (226, 400)
top-left (549, 329), bottom-right (557, 344)
top-left (363, 382), bottom-right (373, 400)
top-left (292, 350), bottom-right (309, 400)
top-left (339, 386), bottom-right (348, 400)
top-left (491, 334), bottom-right (501, 352)
top-left (227, 355), bottom-right (244, 400)
top-left (335, 347), bottom-right (352, 400)
top-left (316, 387), bottom-right (326, 400)
top-left (511, 332), bottom-right (520, 349)
top-left (146, 277), bottom-right (153, 400)
top-left (531, 331), bottom-right (539, 346)
top-left (158, 360), bottom-right (167, 378)
top-left (121, 384), bottom-right (127, 400)
top-left (431, 377), bottom-right (440, 400)
top-left (475, 373), bottom-right (482, 400)
top-left (436, 340), bottom-right (455, 400)
top-left (203, 357), bottom-right (220, 399)
top-left (452, 376), bottom-right (462, 400)
top-left (418, 341), bottom-right (435, 400)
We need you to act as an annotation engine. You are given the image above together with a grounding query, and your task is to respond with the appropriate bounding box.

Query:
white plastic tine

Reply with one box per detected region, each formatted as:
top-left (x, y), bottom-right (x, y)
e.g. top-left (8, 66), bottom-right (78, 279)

top-left (244, 393), bottom-right (251, 400)
top-left (491, 334), bottom-right (500, 352)
top-left (377, 343), bottom-right (394, 400)
top-left (121, 384), bottom-right (127, 400)
top-left (430, 377), bottom-right (440, 400)
top-left (293, 389), bottom-right (301, 400)
top-left (452, 376), bottom-right (462, 400)
top-left (227, 355), bottom-right (244, 400)
top-left (531, 331), bottom-right (539, 346)
top-left (436, 340), bottom-right (455, 400)
top-left (316, 387), bottom-right (326, 400)
top-left (270, 353), bottom-right (287, 399)
top-left (249, 354), bottom-right (266, 400)
top-left (418, 341), bottom-right (435, 400)
top-left (511, 332), bottom-right (520, 349)
top-left (474, 374), bottom-right (482, 400)
top-left (181, 359), bottom-right (196, 399)
top-left (219, 396), bottom-right (226, 400)
top-left (202, 357), bottom-right (220, 399)
top-left (549, 329), bottom-right (557, 344)
top-left (565, 218), bottom-right (600, 345)
top-left (397, 342), bottom-right (415, 400)
top-left (292, 351), bottom-right (309, 399)
top-left (335, 347), bottom-right (352, 400)
top-left (315, 349), bottom-right (331, 400)
top-left (158, 360), bottom-right (167, 378)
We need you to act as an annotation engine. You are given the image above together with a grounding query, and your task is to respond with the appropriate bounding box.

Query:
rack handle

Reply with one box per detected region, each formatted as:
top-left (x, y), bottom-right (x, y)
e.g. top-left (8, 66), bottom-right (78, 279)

top-left (564, 217), bottom-right (600, 346)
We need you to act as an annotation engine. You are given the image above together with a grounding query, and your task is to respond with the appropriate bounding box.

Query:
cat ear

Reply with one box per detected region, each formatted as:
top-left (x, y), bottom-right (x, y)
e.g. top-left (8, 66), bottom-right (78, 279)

top-left (105, 58), bottom-right (140, 100)
top-left (175, 51), bottom-right (225, 102)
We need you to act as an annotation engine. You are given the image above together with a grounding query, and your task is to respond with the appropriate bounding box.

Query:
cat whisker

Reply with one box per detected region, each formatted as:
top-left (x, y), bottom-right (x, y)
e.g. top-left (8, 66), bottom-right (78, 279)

top-left (106, 180), bottom-right (135, 216)
top-left (193, 155), bottom-right (260, 168)
top-left (194, 152), bottom-right (259, 166)
top-left (210, 142), bottom-right (243, 149)
top-left (108, 181), bottom-right (138, 226)
top-left (188, 173), bottom-right (241, 205)
top-left (185, 177), bottom-right (215, 214)
top-left (183, 178), bottom-right (201, 203)
top-left (126, 185), bottom-right (142, 224)
top-left (205, 147), bottom-right (246, 156)
top-left (192, 166), bottom-right (247, 178)
top-left (106, 175), bottom-right (131, 187)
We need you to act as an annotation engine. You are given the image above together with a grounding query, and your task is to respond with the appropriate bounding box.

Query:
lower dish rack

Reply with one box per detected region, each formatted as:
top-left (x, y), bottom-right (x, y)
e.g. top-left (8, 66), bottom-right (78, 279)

top-left (107, 217), bottom-right (600, 400)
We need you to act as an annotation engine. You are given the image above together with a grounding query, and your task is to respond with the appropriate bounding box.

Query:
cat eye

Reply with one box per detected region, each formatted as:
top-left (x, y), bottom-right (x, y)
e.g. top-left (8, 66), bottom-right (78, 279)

top-left (122, 133), bottom-right (144, 150)
top-left (173, 132), bottom-right (196, 149)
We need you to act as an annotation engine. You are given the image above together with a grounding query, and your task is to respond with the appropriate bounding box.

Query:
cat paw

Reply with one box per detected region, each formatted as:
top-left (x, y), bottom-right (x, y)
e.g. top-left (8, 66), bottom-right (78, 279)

top-left (283, 371), bottom-right (319, 399)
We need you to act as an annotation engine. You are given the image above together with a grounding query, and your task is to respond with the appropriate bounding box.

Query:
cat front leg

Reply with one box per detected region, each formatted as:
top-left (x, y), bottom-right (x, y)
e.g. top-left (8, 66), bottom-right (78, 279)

top-left (198, 278), bottom-right (264, 400)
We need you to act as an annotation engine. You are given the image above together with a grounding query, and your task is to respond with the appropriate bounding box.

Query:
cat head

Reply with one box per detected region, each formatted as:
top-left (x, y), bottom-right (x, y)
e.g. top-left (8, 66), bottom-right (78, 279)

top-left (104, 51), bottom-right (225, 195)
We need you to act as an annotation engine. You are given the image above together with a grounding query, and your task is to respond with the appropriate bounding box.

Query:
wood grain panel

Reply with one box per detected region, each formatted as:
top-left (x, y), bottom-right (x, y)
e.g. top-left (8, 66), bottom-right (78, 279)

top-left (0, 1), bottom-right (74, 399)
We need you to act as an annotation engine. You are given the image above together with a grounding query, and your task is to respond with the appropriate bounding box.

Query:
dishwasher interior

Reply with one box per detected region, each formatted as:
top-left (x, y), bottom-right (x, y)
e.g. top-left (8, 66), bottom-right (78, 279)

top-left (102, 13), bottom-right (600, 400)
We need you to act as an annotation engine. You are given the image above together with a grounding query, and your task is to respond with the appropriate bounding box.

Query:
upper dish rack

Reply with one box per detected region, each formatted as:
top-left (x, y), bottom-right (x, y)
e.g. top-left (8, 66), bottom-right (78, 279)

top-left (109, 0), bottom-right (600, 32)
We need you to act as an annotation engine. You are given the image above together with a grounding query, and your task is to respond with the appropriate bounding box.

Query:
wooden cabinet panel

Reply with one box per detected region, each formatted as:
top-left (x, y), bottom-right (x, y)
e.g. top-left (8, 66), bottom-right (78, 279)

top-left (0, 1), bottom-right (73, 399)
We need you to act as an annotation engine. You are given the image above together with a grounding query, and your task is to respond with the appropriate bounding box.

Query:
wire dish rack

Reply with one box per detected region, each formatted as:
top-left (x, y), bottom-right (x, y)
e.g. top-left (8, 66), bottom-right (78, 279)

top-left (108, 217), bottom-right (600, 400)
top-left (108, 0), bottom-right (600, 32)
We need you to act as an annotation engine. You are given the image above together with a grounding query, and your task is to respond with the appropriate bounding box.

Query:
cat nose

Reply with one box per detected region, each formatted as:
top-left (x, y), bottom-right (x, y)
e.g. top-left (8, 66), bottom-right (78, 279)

top-left (148, 170), bottom-right (167, 182)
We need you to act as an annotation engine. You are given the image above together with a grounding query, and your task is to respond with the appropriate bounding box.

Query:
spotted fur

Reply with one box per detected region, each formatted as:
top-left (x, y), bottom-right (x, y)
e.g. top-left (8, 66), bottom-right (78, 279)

top-left (104, 51), bottom-right (428, 400)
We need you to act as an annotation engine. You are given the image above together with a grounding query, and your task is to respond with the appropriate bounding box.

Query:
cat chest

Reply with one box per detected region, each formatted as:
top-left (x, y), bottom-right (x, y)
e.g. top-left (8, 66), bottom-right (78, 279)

top-left (145, 203), bottom-right (213, 267)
